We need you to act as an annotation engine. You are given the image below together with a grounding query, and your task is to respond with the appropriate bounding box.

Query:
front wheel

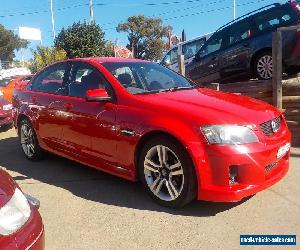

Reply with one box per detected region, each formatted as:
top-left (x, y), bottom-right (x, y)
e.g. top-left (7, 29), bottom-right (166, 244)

top-left (254, 51), bottom-right (273, 80)
top-left (138, 137), bottom-right (196, 208)
top-left (19, 119), bottom-right (44, 161)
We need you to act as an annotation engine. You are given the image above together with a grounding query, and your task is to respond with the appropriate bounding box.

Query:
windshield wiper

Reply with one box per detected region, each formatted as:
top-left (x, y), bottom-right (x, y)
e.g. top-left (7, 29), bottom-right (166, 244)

top-left (158, 86), bottom-right (194, 93)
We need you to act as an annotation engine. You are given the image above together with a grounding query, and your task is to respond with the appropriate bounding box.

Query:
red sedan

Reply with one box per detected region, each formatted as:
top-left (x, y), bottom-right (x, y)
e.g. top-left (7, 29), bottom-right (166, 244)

top-left (12, 58), bottom-right (291, 208)
top-left (0, 169), bottom-right (44, 249)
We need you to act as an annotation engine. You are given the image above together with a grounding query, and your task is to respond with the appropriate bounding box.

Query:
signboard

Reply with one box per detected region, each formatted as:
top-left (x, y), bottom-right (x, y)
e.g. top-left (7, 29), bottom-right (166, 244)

top-left (19, 27), bottom-right (42, 41)
top-left (114, 46), bottom-right (133, 58)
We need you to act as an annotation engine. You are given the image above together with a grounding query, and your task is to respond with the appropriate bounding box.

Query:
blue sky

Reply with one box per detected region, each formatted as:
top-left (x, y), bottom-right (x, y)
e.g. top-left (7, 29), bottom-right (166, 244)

top-left (1, 0), bottom-right (286, 60)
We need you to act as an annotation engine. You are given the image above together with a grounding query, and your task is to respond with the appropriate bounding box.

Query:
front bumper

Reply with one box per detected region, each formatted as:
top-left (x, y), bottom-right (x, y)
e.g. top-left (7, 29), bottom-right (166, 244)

top-left (0, 205), bottom-right (45, 250)
top-left (0, 110), bottom-right (13, 127)
top-left (188, 127), bottom-right (291, 202)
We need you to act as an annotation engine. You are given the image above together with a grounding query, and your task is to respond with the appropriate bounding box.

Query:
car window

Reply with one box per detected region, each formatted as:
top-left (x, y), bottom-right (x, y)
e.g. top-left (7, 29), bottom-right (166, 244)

top-left (255, 8), bottom-right (293, 32)
top-left (170, 47), bottom-right (179, 64)
top-left (228, 21), bottom-right (251, 45)
top-left (69, 62), bottom-right (110, 98)
top-left (102, 62), bottom-right (194, 95)
top-left (0, 78), bottom-right (12, 87)
top-left (199, 32), bottom-right (224, 57)
top-left (31, 63), bottom-right (70, 95)
top-left (182, 38), bottom-right (206, 59)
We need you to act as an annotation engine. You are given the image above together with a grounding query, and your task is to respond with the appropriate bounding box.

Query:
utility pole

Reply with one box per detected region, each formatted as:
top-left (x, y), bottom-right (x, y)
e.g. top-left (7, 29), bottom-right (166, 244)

top-left (233, 0), bottom-right (236, 20)
top-left (50, 0), bottom-right (56, 39)
top-left (89, 0), bottom-right (94, 24)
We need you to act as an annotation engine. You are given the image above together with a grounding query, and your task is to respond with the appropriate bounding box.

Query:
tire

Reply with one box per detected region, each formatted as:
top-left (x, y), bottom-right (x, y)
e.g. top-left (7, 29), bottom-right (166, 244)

top-left (18, 118), bottom-right (44, 161)
top-left (138, 136), bottom-right (197, 208)
top-left (254, 51), bottom-right (273, 80)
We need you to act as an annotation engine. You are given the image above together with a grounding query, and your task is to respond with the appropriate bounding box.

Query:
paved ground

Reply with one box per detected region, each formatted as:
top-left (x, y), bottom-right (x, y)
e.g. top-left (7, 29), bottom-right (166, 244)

top-left (0, 128), bottom-right (299, 250)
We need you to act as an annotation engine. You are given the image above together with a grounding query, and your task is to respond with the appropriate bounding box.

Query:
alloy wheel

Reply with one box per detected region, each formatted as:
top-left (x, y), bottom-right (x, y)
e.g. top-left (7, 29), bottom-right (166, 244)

top-left (20, 123), bottom-right (35, 158)
top-left (143, 145), bottom-right (184, 201)
top-left (257, 55), bottom-right (273, 80)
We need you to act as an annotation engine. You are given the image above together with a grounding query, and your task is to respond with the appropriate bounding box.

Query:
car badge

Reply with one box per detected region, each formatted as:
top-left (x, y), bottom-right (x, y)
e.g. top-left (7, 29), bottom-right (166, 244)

top-left (271, 120), bottom-right (279, 133)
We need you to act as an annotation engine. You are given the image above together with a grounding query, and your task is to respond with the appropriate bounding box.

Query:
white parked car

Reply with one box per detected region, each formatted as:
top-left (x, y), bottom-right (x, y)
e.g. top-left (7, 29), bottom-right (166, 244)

top-left (161, 33), bottom-right (213, 72)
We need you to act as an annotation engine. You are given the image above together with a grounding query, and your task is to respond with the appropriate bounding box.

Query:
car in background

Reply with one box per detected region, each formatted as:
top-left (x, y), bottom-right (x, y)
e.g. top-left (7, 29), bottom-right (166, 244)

top-left (186, 1), bottom-right (300, 84)
top-left (0, 169), bottom-right (44, 249)
top-left (0, 75), bottom-right (32, 103)
top-left (161, 33), bottom-right (212, 72)
top-left (0, 98), bottom-right (13, 131)
top-left (13, 57), bottom-right (291, 208)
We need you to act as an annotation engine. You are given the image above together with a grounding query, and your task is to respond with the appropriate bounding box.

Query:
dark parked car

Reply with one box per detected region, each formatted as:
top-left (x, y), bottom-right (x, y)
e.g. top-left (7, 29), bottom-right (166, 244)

top-left (186, 1), bottom-right (300, 84)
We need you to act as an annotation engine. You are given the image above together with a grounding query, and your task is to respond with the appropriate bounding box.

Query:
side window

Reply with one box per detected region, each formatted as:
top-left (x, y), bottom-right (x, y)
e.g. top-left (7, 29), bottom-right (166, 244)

top-left (200, 32), bottom-right (224, 57)
top-left (255, 9), bottom-right (293, 32)
top-left (69, 63), bottom-right (110, 98)
top-left (182, 38), bottom-right (206, 59)
top-left (31, 63), bottom-right (69, 95)
top-left (228, 21), bottom-right (251, 45)
top-left (170, 47), bottom-right (179, 64)
top-left (162, 51), bottom-right (171, 66)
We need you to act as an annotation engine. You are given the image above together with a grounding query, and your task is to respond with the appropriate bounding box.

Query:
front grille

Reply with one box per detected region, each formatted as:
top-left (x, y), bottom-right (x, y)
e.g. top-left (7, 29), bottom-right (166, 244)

top-left (260, 116), bottom-right (281, 136)
top-left (265, 162), bottom-right (277, 172)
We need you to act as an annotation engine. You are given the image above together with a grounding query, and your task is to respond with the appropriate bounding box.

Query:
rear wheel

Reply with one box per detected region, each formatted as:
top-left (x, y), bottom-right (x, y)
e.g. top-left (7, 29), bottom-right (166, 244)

top-left (138, 137), bottom-right (196, 208)
top-left (19, 119), bottom-right (44, 161)
top-left (254, 51), bottom-right (273, 80)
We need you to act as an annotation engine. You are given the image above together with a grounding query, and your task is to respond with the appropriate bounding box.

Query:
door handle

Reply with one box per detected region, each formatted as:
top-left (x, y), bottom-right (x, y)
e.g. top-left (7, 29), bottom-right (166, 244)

top-left (243, 43), bottom-right (249, 47)
top-left (31, 96), bottom-right (37, 103)
top-left (64, 102), bottom-right (73, 111)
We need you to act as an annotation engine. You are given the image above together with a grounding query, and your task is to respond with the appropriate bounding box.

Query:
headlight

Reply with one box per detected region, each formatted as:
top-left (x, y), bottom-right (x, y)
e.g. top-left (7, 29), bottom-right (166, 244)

top-left (2, 104), bottom-right (12, 111)
top-left (0, 188), bottom-right (31, 236)
top-left (201, 125), bottom-right (258, 145)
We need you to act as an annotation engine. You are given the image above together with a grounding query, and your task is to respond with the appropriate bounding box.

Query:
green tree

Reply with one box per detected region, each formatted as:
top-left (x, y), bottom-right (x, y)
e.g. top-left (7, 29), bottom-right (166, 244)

top-left (29, 46), bottom-right (67, 73)
top-left (117, 15), bottom-right (172, 60)
top-left (54, 21), bottom-right (113, 58)
top-left (0, 24), bottom-right (28, 62)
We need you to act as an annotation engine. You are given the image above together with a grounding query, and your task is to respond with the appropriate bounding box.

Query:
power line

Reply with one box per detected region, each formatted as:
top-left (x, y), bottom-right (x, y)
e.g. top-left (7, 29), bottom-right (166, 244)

top-left (100, 0), bottom-right (231, 27)
top-left (102, 0), bottom-right (269, 31)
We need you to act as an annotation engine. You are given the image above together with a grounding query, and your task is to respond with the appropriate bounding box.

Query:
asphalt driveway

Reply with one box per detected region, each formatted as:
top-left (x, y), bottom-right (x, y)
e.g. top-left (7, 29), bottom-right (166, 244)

top-left (0, 128), bottom-right (299, 250)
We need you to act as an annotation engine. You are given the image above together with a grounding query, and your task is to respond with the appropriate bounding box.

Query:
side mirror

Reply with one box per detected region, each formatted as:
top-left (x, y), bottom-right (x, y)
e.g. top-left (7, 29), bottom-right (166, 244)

top-left (86, 88), bottom-right (112, 102)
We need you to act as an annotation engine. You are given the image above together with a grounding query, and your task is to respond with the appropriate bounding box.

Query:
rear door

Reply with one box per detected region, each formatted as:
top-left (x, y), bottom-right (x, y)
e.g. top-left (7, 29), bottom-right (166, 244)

top-left (253, 7), bottom-right (297, 57)
top-left (219, 21), bottom-right (253, 80)
top-left (28, 62), bottom-right (71, 150)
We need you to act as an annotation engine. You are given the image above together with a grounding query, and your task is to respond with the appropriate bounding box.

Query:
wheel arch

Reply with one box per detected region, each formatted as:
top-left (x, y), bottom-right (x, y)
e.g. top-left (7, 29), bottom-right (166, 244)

top-left (250, 47), bottom-right (272, 77)
top-left (134, 130), bottom-right (198, 183)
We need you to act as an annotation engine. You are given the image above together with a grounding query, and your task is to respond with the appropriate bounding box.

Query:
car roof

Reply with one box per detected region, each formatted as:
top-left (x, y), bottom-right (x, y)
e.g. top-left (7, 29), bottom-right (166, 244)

top-left (68, 57), bottom-right (147, 64)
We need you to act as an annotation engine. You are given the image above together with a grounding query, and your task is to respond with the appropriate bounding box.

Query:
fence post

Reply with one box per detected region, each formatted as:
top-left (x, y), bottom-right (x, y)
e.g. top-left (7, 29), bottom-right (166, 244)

top-left (178, 55), bottom-right (185, 77)
top-left (272, 31), bottom-right (283, 110)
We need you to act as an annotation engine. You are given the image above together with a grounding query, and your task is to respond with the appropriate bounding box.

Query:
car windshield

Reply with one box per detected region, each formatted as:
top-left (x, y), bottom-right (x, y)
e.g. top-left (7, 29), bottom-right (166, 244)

top-left (0, 78), bottom-right (12, 87)
top-left (102, 62), bottom-right (195, 94)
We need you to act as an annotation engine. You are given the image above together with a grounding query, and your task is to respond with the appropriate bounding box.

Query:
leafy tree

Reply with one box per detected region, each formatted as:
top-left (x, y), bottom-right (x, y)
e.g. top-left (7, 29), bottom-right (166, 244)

top-left (117, 15), bottom-right (172, 60)
top-left (29, 46), bottom-right (67, 73)
top-left (0, 24), bottom-right (28, 62)
top-left (54, 21), bottom-right (113, 58)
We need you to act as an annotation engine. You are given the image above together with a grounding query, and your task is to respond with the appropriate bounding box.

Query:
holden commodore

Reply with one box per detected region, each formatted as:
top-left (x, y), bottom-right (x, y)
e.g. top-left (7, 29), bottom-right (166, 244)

top-left (0, 169), bottom-right (44, 249)
top-left (12, 58), bottom-right (291, 208)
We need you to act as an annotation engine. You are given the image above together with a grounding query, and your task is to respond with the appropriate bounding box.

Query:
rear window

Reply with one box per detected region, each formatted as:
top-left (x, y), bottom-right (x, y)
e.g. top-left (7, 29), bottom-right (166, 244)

top-left (255, 8), bottom-right (294, 32)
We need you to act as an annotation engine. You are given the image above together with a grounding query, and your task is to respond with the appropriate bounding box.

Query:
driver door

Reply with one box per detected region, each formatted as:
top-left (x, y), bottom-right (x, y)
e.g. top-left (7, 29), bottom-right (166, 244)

top-left (61, 62), bottom-right (118, 167)
top-left (187, 31), bottom-right (225, 84)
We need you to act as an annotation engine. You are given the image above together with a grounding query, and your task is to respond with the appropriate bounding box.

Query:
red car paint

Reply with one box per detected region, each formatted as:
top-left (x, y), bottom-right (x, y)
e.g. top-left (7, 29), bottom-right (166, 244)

top-left (0, 170), bottom-right (44, 250)
top-left (12, 57), bottom-right (291, 202)
top-left (0, 98), bottom-right (13, 128)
